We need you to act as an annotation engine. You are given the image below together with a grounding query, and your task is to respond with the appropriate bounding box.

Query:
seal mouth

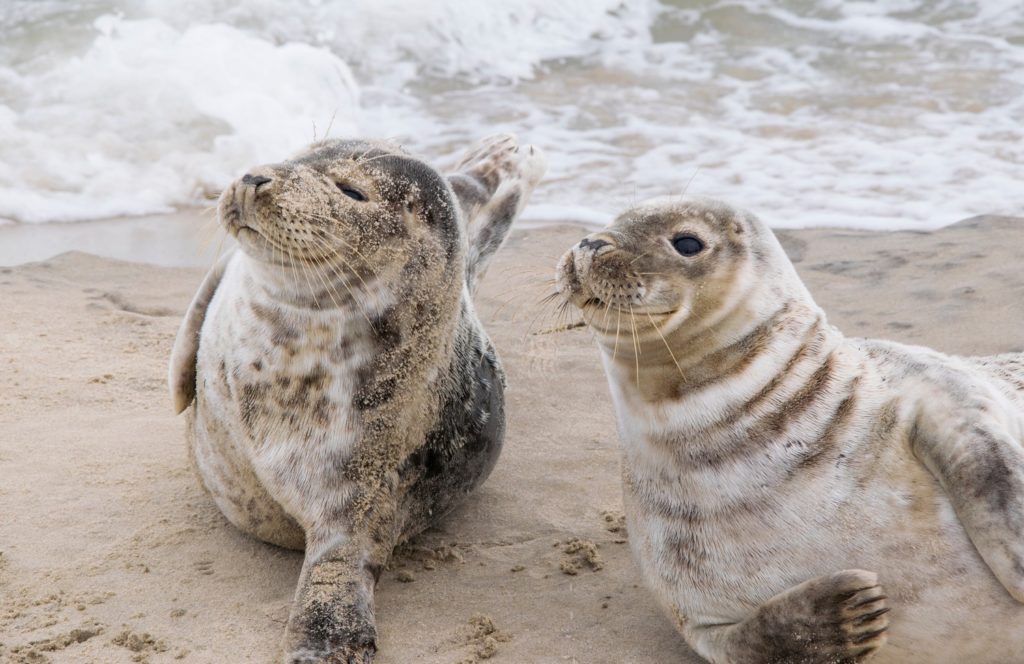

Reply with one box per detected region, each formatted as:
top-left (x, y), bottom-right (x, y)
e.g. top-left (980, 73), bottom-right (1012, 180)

top-left (234, 223), bottom-right (259, 237)
top-left (572, 292), bottom-right (677, 319)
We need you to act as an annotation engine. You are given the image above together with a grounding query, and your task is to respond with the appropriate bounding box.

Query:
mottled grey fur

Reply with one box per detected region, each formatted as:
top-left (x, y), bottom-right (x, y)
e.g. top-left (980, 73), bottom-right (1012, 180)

top-left (169, 136), bottom-right (544, 663)
top-left (557, 196), bottom-right (1024, 664)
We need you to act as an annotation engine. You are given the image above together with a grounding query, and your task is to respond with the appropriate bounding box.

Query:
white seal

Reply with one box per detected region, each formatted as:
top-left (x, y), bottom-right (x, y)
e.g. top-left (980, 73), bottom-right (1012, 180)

top-left (556, 196), bottom-right (1024, 664)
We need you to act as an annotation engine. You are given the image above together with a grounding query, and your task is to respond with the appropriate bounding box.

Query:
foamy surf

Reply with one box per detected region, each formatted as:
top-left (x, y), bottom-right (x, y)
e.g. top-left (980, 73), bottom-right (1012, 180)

top-left (0, 0), bottom-right (1021, 230)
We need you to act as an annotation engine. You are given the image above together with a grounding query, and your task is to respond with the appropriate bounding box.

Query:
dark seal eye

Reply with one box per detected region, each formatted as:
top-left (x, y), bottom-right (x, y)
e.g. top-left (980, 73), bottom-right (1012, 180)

top-left (672, 235), bottom-right (705, 257)
top-left (337, 184), bottom-right (367, 202)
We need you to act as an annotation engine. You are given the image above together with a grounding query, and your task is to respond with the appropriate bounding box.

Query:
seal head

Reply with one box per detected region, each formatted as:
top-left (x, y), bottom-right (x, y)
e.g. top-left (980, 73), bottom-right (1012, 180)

top-left (557, 195), bottom-right (809, 342)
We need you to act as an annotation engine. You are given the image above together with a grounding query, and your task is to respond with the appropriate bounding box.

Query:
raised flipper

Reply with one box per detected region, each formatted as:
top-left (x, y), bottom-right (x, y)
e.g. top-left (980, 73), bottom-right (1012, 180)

top-left (683, 569), bottom-right (890, 663)
top-left (912, 396), bottom-right (1024, 602)
top-left (446, 134), bottom-right (546, 292)
top-left (168, 251), bottom-right (235, 414)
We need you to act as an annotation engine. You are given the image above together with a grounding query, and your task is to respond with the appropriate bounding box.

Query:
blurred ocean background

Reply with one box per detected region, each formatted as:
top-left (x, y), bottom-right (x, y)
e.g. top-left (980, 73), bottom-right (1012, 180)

top-left (1, 0), bottom-right (1022, 263)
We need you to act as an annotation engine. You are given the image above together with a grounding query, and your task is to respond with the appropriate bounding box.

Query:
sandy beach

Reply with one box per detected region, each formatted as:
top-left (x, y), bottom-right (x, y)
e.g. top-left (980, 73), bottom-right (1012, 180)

top-left (1, 213), bottom-right (1022, 664)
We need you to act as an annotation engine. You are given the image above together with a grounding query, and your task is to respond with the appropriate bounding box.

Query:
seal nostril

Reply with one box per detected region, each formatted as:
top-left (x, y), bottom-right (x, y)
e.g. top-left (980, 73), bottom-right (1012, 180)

top-left (579, 238), bottom-right (610, 252)
top-left (242, 174), bottom-right (272, 188)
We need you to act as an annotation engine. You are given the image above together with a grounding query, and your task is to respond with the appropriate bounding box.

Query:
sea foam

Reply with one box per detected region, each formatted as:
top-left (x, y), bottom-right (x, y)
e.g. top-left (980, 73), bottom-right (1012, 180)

top-left (0, 0), bottom-right (1021, 230)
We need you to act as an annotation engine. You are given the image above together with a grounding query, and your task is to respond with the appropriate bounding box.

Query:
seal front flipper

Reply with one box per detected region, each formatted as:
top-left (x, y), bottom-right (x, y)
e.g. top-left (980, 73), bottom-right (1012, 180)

top-left (168, 250), bottom-right (235, 414)
top-left (684, 570), bottom-right (890, 664)
top-left (912, 399), bottom-right (1024, 602)
top-left (283, 535), bottom-right (383, 664)
top-left (446, 133), bottom-right (546, 291)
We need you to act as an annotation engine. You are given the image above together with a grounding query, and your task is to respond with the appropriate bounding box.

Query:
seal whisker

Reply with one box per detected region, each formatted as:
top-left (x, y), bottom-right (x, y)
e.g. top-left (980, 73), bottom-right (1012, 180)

top-left (278, 239), bottom-right (333, 310)
top-left (646, 309), bottom-right (685, 380)
top-left (199, 222), bottom-right (228, 259)
top-left (677, 166), bottom-right (701, 201)
top-left (283, 241), bottom-right (331, 308)
top-left (488, 266), bottom-right (556, 283)
top-left (304, 235), bottom-right (377, 331)
top-left (299, 256), bottom-right (329, 310)
top-left (305, 217), bottom-right (381, 279)
top-left (486, 291), bottom-right (534, 322)
top-left (532, 321), bottom-right (587, 335)
top-left (300, 242), bottom-right (346, 312)
top-left (527, 291), bottom-right (582, 339)
top-left (597, 292), bottom-right (616, 331)
top-left (539, 291), bottom-right (562, 305)
top-left (612, 305), bottom-right (622, 363)
top-left (627, 305), bottom-right (641, 388)
top-left (304, 229), bottom-right (378, 303)
top-left (521, 293), bottom-right (564, 326)
top-left (525, 297), bottom-right (564, 337)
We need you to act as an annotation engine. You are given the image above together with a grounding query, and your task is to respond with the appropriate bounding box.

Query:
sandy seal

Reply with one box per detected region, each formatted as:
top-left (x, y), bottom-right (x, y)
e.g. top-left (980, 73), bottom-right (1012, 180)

top-left (169, 135), bottom-right (544, 663)
top-left (556, 197), bottom-right (1024, 663)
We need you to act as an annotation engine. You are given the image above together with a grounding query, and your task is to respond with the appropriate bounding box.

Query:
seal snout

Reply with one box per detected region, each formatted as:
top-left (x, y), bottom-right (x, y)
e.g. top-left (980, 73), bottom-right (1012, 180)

top-left (241, 173), bottom-right (272, 188)
top-left (576, 233), bottom-right (616, 257)
top-left (555, 232), bottom-right (626, 313)
top-left (570, 233), bottom-right (616, 282)
top-left (578, 237), bottom-right (610, 252)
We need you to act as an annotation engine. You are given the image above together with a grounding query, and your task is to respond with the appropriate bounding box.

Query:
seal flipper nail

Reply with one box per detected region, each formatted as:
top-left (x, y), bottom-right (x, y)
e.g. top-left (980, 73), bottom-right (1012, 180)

top-left (169, 135), bottom-right (544, 663)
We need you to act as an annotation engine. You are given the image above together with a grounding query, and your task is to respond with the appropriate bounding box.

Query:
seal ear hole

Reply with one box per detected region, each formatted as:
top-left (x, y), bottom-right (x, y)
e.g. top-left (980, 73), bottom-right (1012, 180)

top-left (672, 234), bottom-right (705, 257)
top-left (337, 184), bottom-right (367, 202)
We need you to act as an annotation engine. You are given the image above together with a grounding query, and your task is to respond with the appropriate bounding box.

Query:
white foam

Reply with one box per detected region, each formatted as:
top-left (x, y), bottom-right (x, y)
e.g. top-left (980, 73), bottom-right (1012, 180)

top-left (0, 0), bottom-right (1022, 234)
top-left (0, 13), bottom-right (360, 223)
top-left (139, 0), bottom-right (658, 84)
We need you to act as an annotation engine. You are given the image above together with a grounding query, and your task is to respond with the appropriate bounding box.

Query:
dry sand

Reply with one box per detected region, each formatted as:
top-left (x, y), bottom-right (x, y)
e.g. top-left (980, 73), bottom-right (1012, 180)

top-left (1, 214), bottom-right (1022, 663)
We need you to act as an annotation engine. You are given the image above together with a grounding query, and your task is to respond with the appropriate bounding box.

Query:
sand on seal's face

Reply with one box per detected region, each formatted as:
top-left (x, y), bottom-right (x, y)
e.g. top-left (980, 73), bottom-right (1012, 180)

top-left (0, 215), bottom-right (1022, 662)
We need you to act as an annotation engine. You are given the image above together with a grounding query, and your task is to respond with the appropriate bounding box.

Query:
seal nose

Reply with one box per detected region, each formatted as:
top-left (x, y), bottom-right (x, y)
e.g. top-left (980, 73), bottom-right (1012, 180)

top-left (578, 237), bottom-right (610, 252)
top-left (241, 174), bottom-right (272, 187)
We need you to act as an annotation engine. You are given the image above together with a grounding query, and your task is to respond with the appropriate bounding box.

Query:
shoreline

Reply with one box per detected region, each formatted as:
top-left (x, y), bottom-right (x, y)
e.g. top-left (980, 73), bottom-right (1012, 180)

top-left (1, 208), bottom-right (1011, 270)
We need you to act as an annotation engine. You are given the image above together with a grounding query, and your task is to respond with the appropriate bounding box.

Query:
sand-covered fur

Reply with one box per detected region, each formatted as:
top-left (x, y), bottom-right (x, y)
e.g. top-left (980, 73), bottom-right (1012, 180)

top-left (169, 136), bottom-right (543, 663)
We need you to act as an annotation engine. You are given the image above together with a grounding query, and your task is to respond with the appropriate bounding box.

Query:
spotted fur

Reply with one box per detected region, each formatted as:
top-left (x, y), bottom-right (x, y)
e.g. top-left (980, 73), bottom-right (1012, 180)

top-left (557, 197), bottom-right (1024, 664)
top-left (169, 136), bottom-right (544, 663)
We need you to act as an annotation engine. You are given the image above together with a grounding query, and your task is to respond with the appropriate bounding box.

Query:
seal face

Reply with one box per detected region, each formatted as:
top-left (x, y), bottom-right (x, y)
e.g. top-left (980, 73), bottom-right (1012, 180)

top-left (169, 136), bottom-right (544, 663)
top-left (557, 197), bottom-right (1024, 664)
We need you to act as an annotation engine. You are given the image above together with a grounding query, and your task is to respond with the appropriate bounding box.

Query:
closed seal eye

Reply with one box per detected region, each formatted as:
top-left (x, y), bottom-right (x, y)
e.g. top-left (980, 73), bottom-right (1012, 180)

top-left (337, 184), bottom-right (367, 201)
top-left (672, 234), bottom-right (704, 257)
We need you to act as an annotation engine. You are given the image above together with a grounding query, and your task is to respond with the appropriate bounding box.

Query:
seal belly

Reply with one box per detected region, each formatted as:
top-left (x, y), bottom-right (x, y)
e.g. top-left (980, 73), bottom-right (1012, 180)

top-left (186, 262), bottom-right (309, 549)
top-left (189, 396), bottom-right (306, 550)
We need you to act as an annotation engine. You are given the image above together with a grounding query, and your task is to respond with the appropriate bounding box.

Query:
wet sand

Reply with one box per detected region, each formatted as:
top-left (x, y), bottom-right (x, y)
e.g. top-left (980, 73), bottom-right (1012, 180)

top-left (1, 214), bottom-right (1022, 663)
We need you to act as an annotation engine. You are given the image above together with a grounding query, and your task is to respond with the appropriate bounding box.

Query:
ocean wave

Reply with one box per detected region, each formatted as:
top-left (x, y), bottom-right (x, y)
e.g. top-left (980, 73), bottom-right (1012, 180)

top-left (0, 0), bottom-right (1021, 229)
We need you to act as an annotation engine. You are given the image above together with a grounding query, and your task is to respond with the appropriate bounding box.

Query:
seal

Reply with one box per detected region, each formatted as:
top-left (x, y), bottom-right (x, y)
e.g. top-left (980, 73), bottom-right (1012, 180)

top-left (555, 197), bottom-right (1024, 664)
top-left (169, 135), bottom-right (545, 663)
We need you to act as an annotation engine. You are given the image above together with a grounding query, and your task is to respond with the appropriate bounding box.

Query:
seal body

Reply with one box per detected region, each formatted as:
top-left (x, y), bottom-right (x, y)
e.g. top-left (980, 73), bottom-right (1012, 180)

top-left (170, 136), bottom-right (544, 663)
top-left (556, 197), bottom-right (1024, 664)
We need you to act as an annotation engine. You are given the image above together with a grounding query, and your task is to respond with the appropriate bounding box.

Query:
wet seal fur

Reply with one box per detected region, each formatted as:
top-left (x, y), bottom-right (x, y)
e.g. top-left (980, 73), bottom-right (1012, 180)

top-left (169, 135), bottom-right (544, 663)
top-left (556, 197), bottom-right (1024, 663)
